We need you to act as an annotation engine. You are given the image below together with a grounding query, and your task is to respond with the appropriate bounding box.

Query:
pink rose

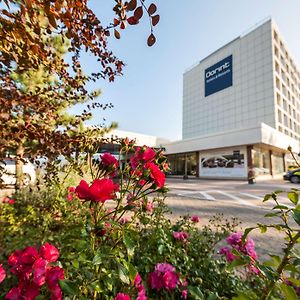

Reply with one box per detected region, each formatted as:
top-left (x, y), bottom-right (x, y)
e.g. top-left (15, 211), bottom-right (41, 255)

top-left (115, 293), bottom-right (131, 300)
top-left (191, 215), bottom-right (200, 223)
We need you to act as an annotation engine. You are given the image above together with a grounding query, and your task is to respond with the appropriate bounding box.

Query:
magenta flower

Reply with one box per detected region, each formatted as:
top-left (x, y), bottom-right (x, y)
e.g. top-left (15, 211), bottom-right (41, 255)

top-left (172, 231), bottom-right (189, 242)
top-left (115, 293), bottom-right (131, 300)
top-left (5, 243), bottom-right (64, 300)
top-left (155, 263), bottom-right (175, 273)
top-left (0, 264), bottom-right (6, 284)
top-left (5, 287), bottom-right (21, 299)
top-left (149, 263), bottom-right (179, 291)
top-left (220, 232), bottom-right (259, 274)
top-left (181, 289), bottom-right (188, 299)
top-left (191, 215), bottom-right (200, 223)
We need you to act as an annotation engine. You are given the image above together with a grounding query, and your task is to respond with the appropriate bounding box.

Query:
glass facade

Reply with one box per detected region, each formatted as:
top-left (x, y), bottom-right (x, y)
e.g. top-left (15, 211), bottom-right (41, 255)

top-left (252, 147), bottom-right (271, 175)
top-left (271, 152), bottom-right (284, 174)
top-left (167, 152), bottom-right (197, 176)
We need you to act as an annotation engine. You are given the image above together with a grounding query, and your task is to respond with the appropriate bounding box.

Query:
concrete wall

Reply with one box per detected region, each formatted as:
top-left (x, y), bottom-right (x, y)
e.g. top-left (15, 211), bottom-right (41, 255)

top-left (183, 19), bottom-right (275, 139)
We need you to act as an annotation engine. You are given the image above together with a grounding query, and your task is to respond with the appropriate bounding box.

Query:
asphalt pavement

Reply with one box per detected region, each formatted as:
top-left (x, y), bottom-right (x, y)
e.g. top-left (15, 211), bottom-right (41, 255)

top-left (164, 177), bottom-right (299, 259)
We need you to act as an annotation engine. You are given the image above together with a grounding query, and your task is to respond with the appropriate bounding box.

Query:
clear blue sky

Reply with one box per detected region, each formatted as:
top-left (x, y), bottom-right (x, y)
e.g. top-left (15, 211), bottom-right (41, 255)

top-left (71, 0), bottom-right (300, 141)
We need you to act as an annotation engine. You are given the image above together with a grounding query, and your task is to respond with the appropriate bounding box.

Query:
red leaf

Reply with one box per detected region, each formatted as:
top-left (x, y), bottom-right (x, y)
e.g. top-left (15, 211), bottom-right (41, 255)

top-left (151, 14), bottom-right (160, 26)
top-left (127, 16), bottom-right (139, 25)
top-left (114, 18), bottom-right (120, 26)
top-left (134, 6), bottom-right (143, 20)
top-left (120, 21), bottom-right (127, 30)
top-left (148, 3), bottom-right (157, 15)
top-left (126, 0), bottom-right (137, 11)
top-left (147, 33), bottom-right (156, 47)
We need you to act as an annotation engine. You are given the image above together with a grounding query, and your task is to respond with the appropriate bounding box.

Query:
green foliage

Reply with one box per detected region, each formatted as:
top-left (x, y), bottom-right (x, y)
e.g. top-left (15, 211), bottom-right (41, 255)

top-left (1, 144), bottom-right (300, 299)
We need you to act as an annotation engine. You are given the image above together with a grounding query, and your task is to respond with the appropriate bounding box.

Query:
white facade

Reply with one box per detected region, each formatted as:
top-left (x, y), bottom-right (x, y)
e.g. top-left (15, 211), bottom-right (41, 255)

top-left (104, 129), bottom-right (169, 148)
top-left (165, 19), bottom-right (300, 179)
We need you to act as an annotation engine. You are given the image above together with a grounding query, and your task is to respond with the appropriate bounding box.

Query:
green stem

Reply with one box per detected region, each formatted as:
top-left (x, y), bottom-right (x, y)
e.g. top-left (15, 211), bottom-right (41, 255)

top-left (263, 230), bottom-right (300, 299)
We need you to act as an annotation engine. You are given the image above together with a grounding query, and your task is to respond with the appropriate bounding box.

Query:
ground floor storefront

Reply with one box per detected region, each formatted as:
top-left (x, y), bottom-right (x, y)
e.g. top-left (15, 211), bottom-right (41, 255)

top-left (165, 124), bottom-right (299, 180)
top-left (166, 144), bottom-right (294, 180)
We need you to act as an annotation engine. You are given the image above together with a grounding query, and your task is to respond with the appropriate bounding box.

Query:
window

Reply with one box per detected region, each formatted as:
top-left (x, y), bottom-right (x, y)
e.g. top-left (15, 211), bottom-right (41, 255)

top-left (274, 30), bottom-right (278, 42)
top-left (274, 46), bottom-right (279, 58)
top-left (277, 109), bottom-right (282, 123)
top-left (284, 114), bottom-right (288, 126)
top-left (252, 148), bottom-right (270, 175)
top-left (276, 93), bottom-right (281, 105)
top-left (272, 152), bottom-right (284, 174)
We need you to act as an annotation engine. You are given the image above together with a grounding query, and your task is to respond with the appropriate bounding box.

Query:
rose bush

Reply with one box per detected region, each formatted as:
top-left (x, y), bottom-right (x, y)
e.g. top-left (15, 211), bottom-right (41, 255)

top-left (0, 141), bottom-right (299, 299)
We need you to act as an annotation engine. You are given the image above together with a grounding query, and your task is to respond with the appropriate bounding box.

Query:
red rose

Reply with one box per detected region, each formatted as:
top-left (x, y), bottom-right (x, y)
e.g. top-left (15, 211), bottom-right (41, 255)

top-left (141, 147), bottom-right (156, 162)
top-left (40, 243), bottom-right (59, 263)
top-left (101, 153), bottom-right (119, 168)
top-left (33, 258), bottom-right (47, 286)
top-left (130, 146), bottom-right (156, 169)
top-left (46, 266), bottom-right (65, 289)
top-left (75, 179), bottom-right (119, 202)
top-left (145, 162), bottom-right (165, 188)
top-left (5, 287), bottom-right (21, 299)
top-left (20, 247), bottom-right (40, 265)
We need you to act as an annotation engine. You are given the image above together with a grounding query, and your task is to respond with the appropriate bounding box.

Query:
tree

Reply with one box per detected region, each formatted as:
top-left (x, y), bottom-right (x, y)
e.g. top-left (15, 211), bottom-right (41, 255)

top-left (0, 0), bottom-right (159, 187)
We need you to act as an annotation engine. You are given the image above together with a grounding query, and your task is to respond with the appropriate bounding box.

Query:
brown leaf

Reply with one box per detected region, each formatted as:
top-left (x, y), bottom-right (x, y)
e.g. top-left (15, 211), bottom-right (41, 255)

top-left (134, 6), bottom-right (143, 20)
top-left (148, 3), bottom-right (157, 15)
top-left (127, 16), bottom-right (139, 25)
top-left (147, 33), bottom-right (156, 47)
top-left (151, 14), bottom-right (160, 26)
top-left (47, 11), bottom-right (57, 29)
top-left (126, 0), bottom-right (137, 11)
top-left (30, 44), bottom-right (39, 54)
top-left (114, 29), bottom-right (121, 39)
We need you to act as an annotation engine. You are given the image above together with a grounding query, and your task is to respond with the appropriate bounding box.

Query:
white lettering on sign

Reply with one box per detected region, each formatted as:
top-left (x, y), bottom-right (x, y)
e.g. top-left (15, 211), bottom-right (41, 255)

top-left (205, 62), bottom-right (230, 79)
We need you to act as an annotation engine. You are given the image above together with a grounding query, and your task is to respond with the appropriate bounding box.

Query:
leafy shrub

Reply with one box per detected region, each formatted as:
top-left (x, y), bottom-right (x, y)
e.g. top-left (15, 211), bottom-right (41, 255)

top-left (0, 142), bottom-right (299, 299)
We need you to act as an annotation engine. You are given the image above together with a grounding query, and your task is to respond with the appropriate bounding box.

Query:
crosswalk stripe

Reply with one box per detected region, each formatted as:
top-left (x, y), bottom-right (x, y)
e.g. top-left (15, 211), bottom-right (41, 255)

top-left (239, 192), bottom-right (262, 200)
top-left (216, 190), bottom-right (256, 206)
top-left (174, 189), bottom-right (215, 201)
top-left (199, 191), bottom-right (215, 201)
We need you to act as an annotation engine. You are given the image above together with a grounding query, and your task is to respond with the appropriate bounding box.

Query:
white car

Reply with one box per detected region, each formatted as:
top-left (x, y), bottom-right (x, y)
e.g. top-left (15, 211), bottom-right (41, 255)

top-left (0, 158), bottom-right (36, 186)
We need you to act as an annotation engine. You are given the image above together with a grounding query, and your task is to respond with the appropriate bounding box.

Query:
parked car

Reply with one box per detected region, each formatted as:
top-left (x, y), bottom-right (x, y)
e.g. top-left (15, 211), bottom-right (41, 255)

top-left (0, 158), bottom-right (36, 186)
top-left (283, 168), bottom-right (300, 183)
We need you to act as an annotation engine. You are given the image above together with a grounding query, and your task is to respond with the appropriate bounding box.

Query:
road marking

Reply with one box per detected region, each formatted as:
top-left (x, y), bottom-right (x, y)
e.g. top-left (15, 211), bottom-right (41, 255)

top-left (198, 191), bottom-right (215, 200)
top-left (216, 190), bottom-right (256, 207)
top-left (239, 192), bottom-right (262, 200)
top-left (173, 189), bottom-right (215, 201)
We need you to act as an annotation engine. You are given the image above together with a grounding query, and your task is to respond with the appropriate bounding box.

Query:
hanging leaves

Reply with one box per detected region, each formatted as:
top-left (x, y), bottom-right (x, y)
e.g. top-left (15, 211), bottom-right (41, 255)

top-left (134, 6), bottom-right (143, 20)
top-left (127, 16), bottom-right (139, 25)
top-left (126, 0), bottom-right (137, 11)
top-left (147, 33), bottom-right (156, 47)
top-left (114, 29), bottom-right (121, 39)
top-left (151, 14), bottom-right (160, 26)
top-left (147, 3), bottom-right (157, 15)
top-left (0, 0), bottom-right (160, 162)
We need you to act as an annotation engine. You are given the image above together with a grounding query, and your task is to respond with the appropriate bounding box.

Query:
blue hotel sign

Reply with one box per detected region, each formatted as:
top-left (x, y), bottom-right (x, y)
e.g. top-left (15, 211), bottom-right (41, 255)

top-left (205, 55), bottom-right (233, 97)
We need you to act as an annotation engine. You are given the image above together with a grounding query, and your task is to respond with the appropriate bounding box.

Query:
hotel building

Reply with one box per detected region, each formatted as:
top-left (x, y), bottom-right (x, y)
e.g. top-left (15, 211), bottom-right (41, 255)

top-left (164, 18), bottom-right (300, 180)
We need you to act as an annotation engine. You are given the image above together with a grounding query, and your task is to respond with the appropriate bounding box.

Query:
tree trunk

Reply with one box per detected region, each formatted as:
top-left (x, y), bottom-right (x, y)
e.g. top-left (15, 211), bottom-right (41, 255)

top-left (15, 144), bottom-right (24, 189)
